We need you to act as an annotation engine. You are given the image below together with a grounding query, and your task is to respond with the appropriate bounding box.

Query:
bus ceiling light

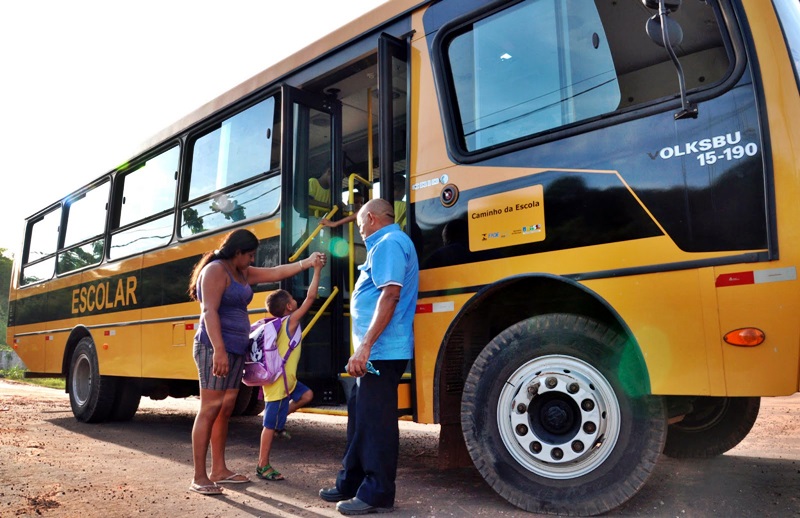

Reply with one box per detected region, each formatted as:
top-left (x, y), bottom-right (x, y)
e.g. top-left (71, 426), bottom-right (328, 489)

top-left (723, 328), bottom-right (765, 347)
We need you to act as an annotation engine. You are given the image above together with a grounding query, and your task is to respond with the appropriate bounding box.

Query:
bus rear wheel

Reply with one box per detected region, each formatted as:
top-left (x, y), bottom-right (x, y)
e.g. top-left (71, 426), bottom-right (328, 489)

top-left (663, 396), bottom-right (760, 458)
top-left (461, 314), bottom-right (666, 516)
top-left (69, 337), bottom-right (117, 423)
top-left (111, 378), bottom-right (142, 421)
top-left (232, 385), bottom-right (256, 416)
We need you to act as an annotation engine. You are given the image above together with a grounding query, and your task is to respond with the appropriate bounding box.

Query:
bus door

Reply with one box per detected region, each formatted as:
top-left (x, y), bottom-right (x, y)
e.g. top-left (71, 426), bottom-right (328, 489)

top-left (281, 85), bottom-right (346, 405)
top-left (377, 32), bottom-right (414, 416)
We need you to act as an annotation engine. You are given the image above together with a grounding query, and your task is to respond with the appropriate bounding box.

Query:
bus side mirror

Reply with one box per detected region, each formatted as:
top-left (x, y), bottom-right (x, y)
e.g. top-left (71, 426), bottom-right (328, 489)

top-left (646, 14), bottom-right (683, 47)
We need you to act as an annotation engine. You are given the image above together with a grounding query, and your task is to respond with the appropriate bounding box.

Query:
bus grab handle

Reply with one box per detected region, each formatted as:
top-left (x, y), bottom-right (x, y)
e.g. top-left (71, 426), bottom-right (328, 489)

top-left (288, 205), bottom-right (339, 262)
top-left (301, 286), bottom-right (339, 340)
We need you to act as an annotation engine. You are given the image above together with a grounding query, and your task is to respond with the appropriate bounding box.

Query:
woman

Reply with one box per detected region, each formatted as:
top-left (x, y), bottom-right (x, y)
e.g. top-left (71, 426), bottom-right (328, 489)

top-left (187, 229), bottom-right (325, 495)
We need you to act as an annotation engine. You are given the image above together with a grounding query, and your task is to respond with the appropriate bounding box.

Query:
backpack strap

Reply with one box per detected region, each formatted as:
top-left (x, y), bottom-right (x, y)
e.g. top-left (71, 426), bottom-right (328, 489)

top-left (278, 317), bottom-right (302, 397)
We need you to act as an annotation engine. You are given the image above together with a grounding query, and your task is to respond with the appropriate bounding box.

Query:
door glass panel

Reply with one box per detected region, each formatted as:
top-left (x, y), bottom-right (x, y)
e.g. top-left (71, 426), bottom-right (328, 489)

top-left (290, 102), bottom-right (333, 297)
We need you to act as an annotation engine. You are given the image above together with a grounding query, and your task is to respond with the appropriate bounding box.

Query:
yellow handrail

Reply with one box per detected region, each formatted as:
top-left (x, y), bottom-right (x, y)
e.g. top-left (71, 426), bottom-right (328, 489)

top-left (301, 286), bottom-right (339, 340)
top-left (288, 205), bottom-right (339, 262)
top-left (346, 174), bottom-right (372, 296)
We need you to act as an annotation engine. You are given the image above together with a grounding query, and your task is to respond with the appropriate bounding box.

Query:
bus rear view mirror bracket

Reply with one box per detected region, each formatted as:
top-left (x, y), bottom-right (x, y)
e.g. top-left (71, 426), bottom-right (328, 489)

top-left (643, 0), bottom-right (699, 120)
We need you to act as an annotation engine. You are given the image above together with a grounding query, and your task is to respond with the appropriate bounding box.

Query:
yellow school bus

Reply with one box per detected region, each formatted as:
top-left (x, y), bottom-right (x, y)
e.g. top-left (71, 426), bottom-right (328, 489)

top-left (8, 0), bottom-right (800, 514)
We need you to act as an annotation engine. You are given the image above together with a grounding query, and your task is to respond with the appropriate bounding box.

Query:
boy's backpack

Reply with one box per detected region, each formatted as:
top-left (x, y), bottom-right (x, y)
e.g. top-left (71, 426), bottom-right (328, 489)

top-left (242, 316), bottom-right (300, 396)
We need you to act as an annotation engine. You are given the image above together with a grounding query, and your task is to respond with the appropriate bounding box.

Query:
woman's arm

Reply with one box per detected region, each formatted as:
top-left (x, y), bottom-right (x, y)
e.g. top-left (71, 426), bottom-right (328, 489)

top-left (246, 251), bottom-right (326, 284)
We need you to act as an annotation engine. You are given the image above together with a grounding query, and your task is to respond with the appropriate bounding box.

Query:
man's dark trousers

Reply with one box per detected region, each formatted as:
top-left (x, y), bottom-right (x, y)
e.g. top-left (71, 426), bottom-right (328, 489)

top-left (335, 359), bottom-right (408, 507)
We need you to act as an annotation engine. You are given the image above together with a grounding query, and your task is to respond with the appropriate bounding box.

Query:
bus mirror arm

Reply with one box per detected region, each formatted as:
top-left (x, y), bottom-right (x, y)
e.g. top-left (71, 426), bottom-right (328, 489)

top-left (644, 0), bottom-right (699, 120)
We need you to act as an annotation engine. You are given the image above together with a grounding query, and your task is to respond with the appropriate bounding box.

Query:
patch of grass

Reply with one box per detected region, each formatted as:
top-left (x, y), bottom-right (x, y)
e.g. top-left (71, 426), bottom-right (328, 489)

top-left (0, 366), bottom-right (66, 390)
top-left (0, 343), bottom-right (11, 352)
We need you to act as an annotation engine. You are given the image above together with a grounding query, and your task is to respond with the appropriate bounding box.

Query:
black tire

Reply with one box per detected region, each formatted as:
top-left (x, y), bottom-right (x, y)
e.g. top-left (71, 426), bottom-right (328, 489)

top-left (232, 385), bottom-right (254, 416)
top-left (111, 378), bottom-right (142, 421)
top-left (461, 314), bottom-right (667, 516)
top-left (242, 385), bottom-right (264, 416)
top-left (663, 396), bottom-right (760, 458)
top-left (69, 337), bottom-right (117, 423)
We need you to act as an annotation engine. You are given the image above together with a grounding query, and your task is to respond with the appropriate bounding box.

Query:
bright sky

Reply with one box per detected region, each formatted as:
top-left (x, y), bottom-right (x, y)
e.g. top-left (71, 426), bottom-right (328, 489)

top-left (0, 0), bottom-right (387, 257)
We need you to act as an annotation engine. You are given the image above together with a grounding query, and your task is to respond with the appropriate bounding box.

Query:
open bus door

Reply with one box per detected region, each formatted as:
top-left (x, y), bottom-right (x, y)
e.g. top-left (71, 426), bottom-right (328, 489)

top-left (377, 32), bottom-right (415, 417)
top-left (280, 85), bottom-right (347, 405)
top-left (279, 31), bottom-right (412, 410)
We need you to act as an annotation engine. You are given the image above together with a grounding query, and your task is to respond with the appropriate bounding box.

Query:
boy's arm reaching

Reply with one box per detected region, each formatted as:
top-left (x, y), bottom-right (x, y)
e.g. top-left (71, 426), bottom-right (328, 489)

top-left (287, 255), bottom-right (323, 335)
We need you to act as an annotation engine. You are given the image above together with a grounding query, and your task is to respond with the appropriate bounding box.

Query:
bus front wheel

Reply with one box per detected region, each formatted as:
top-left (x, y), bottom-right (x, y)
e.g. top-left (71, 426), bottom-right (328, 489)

top-left (69, 337), bottom-right (117, 423)
top-left (461, 314), bottom-right (666, 516)
top-left (663, 396), bottom-right (760, 458)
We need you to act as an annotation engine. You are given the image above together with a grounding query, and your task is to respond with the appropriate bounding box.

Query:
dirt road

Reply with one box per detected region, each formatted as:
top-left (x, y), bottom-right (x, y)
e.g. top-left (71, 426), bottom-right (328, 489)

top-left (2, 379), bottom-right (799, 517)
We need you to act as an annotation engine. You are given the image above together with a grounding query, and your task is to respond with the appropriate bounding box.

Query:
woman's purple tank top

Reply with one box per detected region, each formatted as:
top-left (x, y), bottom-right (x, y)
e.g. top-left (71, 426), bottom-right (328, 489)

top-left (194, 261), bottom-right (254, 356)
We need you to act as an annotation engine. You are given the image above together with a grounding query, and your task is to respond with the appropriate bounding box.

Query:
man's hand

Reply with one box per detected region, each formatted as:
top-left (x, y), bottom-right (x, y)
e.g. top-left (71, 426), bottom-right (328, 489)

top-left (346, 346), bottom-right (372, 377)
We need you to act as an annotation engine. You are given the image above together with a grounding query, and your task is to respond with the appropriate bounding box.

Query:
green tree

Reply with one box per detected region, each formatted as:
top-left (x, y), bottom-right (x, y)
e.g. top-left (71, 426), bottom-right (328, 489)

top-left (0, 249), bottom-right (11, 346)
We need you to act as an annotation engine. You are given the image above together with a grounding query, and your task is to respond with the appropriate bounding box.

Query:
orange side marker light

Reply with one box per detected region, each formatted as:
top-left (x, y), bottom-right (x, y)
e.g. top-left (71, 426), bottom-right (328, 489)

top-left (723, 328), bottom-right (765, 347)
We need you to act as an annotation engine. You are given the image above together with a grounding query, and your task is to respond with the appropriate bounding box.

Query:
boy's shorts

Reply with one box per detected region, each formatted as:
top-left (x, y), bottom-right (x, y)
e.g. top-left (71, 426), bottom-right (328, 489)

top-left (263, 381), bottom-right (311, 430)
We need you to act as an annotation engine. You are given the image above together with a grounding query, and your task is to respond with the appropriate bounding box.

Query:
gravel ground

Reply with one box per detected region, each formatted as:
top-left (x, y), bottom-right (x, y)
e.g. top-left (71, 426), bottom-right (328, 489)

top-left (2, 379), bottom-right (799, 517)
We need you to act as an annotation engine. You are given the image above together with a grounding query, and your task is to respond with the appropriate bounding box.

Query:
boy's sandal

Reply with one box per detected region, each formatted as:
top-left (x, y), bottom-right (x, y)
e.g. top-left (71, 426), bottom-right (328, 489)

top-left (256, 464), bottom-right (285, 481)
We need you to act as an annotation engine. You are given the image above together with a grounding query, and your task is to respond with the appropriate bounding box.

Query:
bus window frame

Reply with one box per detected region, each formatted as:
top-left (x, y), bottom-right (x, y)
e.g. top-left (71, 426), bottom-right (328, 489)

top-left (429, 0), bottom-right (745, 164)
top-left (19, 205), bottom-right (61, 286)
top-left (55, 178), bottom-right (112, 276)
top-left (178, 91), bottom-right (283, 240)
top-left (107, 142), bottom-right (181, 262)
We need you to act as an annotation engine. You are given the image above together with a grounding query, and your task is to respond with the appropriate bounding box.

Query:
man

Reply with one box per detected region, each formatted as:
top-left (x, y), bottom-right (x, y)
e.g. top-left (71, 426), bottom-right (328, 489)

top-left (319, 198), bottom-right (419, 515)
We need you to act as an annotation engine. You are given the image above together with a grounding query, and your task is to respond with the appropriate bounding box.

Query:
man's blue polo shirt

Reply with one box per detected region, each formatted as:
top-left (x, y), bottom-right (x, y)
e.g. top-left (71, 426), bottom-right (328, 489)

top-left (351, 223), bottom-right (419, 360)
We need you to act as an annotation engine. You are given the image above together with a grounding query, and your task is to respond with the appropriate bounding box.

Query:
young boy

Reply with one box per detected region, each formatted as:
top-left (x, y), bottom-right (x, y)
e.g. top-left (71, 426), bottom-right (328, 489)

top-left (255, 256), bottom-right (322, 481)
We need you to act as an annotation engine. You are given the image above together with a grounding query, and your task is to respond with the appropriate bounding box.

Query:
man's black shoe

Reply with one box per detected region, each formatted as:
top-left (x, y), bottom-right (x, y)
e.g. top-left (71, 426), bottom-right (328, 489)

top-left (335, 497), bottom-right (393, 515)
top-left (319, 487), bottom-right (352, 503)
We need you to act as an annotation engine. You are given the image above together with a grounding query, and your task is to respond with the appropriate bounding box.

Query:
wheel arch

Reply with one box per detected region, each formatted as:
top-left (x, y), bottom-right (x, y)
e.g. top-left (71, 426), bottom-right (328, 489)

top-left (432, 273), bottom-right (651, 426)
top-left (62, 326), bottom-right (93, 393)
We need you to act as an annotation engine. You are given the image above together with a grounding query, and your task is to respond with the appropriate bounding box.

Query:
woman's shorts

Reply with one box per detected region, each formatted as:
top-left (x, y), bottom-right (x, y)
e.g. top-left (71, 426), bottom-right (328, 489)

top-left (263, 381), bottom-right (311, 430)
top-left (194, 341), bottom-right (244, 391)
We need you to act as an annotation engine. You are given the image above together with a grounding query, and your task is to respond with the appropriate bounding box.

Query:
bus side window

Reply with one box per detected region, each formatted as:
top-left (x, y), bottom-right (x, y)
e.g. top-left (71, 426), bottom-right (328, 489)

top-left (181, 95), bottom-right (281, 236)
top-left (58, 181), bottom-right (109, 274)
top-left (438, 0), bottom-right (729, 154)
top-left (108, 146), bottom-right (179, 260)
top-left (443, 0), bottom-right (620, 152)
top-left (21, 207), bottom-right (60, 285)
